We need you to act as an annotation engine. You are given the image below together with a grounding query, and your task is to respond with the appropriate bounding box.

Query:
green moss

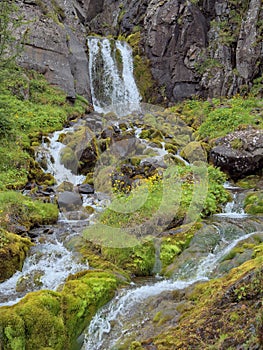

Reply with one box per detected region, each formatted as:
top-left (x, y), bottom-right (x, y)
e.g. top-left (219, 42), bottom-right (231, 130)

top-left (101, 240), bottom-right (156, 276)
top-left (0, 67), bottom-right (88, 191)
top-left (244, 191), bottom-right (263, 215)
top-left (0, 229), bottom-right (32, 282)
top-left (153, 259), bottom-right (263, 349)
top-left (0, 271), bottom-right (121, 349)
top-left (0, 191), bottom-right (58, 232)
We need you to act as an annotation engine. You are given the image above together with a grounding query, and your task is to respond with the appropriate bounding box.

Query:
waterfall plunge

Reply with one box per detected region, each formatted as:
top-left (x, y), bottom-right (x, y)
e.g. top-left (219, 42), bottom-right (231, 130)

top-left (87, 37), bottom-right (141, 116)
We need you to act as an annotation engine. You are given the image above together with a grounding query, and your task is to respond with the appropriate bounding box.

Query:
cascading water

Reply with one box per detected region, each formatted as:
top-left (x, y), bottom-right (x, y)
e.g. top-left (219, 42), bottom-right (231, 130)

top-left (81, 185), bottom-right (263, 349)
top-left (0, 231), bottom-right (87, 307)
top-left (87, 37), bottom-right (141, 116)
top-left (37, 127), bottom-right (86, 186)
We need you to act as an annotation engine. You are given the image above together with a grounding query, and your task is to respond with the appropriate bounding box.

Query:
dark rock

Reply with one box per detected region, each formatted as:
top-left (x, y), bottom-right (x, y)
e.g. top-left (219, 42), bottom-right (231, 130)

top-left (57, 191), bottom-right (82, 211)
top-left (11, 225), bottom-right (28, 235)
top-left (77, 183), bottom-right (94, 194)
top-left (210, 129), bottom-right (263, 180)
top-left (16, 0), bottom-right (91, 100)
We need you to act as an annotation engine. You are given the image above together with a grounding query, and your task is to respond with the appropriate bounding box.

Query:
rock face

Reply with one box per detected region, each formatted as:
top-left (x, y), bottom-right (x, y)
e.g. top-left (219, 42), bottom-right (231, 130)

top-left (17, 0), bottom-right (91, 100)
top-left (210, 128), bottom-right (263, 180)
top-left (15, 0), bottom-right (263, 102)
top-left (86, 0), bottom-right (263, 102)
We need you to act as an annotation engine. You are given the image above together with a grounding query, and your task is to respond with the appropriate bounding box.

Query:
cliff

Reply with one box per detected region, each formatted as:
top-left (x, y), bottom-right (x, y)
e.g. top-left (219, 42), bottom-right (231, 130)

top-left (16, 0), bottom-right (263, 102)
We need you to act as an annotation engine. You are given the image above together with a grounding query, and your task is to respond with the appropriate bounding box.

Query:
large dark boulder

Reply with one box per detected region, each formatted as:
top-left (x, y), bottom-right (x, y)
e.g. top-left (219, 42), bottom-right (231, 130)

top-left (210, 128), bottom-right (263, 180)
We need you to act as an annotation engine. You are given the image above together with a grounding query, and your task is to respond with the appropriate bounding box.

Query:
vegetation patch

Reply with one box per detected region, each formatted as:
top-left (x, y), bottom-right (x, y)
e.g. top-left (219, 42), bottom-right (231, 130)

top-left (0, 270), bottom-right (122, 350)
top-left (0, 229), bottom-right (32, 282)
top-left (169, 95), bottom-right (263, 139)
top-left (0, 191), bottom-right (58, 232)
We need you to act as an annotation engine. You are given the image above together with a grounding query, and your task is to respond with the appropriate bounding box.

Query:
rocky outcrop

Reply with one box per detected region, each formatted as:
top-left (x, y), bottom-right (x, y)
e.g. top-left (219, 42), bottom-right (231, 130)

top-left (210, 128), bottom-right (263, 180)
top-left (17, 0), bottom-right (91, 100)
top-left (15, 0), bottom-right (263, 102)
top-left (86, 0), bottom-right (263, 102)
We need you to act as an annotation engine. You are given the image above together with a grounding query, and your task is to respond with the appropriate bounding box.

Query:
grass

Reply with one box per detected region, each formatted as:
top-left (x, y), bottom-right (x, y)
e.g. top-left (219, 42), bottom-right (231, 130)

top-left (0, 67), bottom-right (88, 190)
top-left (169, 95), bottom-right (263, 139)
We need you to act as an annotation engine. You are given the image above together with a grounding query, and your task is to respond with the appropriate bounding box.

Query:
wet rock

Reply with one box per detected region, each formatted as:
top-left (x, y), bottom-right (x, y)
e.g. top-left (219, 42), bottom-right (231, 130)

top-left (56, 181), bottom-right (74, 192)
top-left (210, 128), bottom-right (263, 180)
top-left (57, 191), bottom-right (82, 211)
top-left (16, 270), bottom-right (44, 293)
top-left (77, 183), bottom-right (94, 194)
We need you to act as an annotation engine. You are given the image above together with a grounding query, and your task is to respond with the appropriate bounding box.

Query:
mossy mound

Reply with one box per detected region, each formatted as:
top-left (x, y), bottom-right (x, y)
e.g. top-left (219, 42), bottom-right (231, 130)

top-left (0, 191), bottom-right (58, 232)
top-left (244, 190), bottom-right (263, 215)
top-left (160, 223), bottom-right (202, 274)
top-left (0, 270), bottom-right (122, 350)
top-left (134, 257), bottom-right (263, 350)
top-left (101, 240), bottom-right (156, 276)
top-left (0, 229), bottom-right (32, 282)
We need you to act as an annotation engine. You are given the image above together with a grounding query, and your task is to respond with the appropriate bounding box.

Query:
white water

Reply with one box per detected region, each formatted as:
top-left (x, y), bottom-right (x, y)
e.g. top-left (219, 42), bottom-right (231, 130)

top-left (82, 229), bottom-right (260, 350)
top-left (87, 37), bottom-right (141, 116)
top-left (37, 128), bottom-right (85, 186)
top-left (0, 238), bottom-right (86, 306)
top-left (215, 187), bottom-right (248, 219)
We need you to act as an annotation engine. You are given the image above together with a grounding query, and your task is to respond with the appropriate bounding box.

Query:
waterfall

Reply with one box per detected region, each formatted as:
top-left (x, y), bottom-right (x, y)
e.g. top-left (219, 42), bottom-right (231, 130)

top-left (87, 37), bottom-right (141, 116)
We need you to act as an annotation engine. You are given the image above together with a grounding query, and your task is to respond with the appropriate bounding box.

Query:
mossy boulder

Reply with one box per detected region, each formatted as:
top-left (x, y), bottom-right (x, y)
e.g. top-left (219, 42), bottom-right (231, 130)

top-left (60, 146), bottom-right (79, 173)
top-left (0, 229), bottom-right (32, 282)
top-left (101, 240), bottom-right (156, 276)
top-left (0, 191), bottom-right (58, 232)
top-left (0, 270), bottom-right (122, 350)
top-left (153, 261), bottom-right (263, 349)
top-left (244, 190), bottom-right (263, 214)
top-left (180, 141), bottom-right (207, 163)
top-left (236, 175), bottom-right (263, 190)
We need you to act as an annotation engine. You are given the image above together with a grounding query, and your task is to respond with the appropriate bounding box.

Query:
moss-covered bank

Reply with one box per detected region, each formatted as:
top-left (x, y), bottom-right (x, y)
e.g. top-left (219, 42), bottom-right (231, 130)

top-left (0, 270), bottom-right (123, 350)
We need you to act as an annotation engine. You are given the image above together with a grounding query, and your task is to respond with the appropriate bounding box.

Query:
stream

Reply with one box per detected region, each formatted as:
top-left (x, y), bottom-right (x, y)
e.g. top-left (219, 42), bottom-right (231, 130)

top-left (0, 37), bottom-right (263, 349)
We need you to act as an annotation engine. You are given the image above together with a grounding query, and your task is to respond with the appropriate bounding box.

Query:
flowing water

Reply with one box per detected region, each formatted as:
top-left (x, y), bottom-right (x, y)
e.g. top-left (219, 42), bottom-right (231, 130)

top-left (87, 37), bottom-right (141, 116)
top-left (1, 37), bottom-right (262, 350)
top-left (82, 196), bottom-right (263, 349)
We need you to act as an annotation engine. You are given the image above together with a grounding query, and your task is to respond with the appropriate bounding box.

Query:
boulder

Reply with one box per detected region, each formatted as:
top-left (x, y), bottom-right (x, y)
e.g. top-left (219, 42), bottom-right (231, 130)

top-left (77, 183), bottom-right (94, 194)
top-left (210, 128), bottom-right (263, 180)
top-left (57, 191), bottom-right (82, 211)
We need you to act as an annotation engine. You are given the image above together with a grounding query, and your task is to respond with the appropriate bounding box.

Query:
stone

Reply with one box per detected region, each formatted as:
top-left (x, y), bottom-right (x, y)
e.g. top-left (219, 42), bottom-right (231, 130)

top-left (210, 128), bottom-right (263, 180)
top-left (57, 191), bottom-right (82, 211)
top-left (77, 183), bottom-right (94, 194)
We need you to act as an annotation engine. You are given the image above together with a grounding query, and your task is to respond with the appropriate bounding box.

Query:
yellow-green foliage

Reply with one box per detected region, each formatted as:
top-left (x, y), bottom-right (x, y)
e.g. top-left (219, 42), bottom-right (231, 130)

top-left (0, 229), bottom-right (32, 282)
top-left (101, 240), bottom-right (156, 276)
top-left (0, 271), bottom-right (120, 349)
top-left (98, 165), bottom-right (228, 231)
top-left (169, 95), bottom-right (263, 139)
top-left (244, 190), bottom-right (263, 215)
top-left (0, 67), bottom-right (88, 190)
top-left (0, 191), bottom-right (59, 231)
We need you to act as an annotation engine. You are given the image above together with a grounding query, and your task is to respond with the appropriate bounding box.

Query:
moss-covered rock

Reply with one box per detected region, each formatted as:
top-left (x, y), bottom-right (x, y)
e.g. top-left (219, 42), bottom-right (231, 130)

top-left (0, 270), bottom-right (122, 349)
top-left (244, 190), bottom-right (263, 215)
top-left (180, 141), bottom-right (207, 163)
top-left (0, 191), bottom-right (58, 232)
top-left (152, 258), bottom-right (263, 349)
top-left (0, 229), bottom-right (32, 282)
top-left (101, 240), bottom-right (156, 276)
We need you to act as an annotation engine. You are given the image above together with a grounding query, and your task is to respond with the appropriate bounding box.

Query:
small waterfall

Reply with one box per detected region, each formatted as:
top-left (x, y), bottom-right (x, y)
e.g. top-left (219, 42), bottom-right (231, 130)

top-left (87, 37), bottom-right (141, 116)
top-left (0, 236), bottom-right (86, 307)
top-left (215, 184), bottom-right (248, 219)
top-left (37, 128), bottom-right (86, 186)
